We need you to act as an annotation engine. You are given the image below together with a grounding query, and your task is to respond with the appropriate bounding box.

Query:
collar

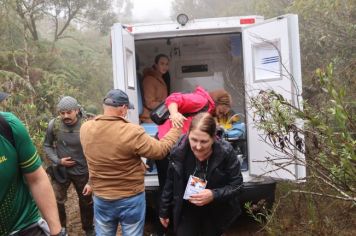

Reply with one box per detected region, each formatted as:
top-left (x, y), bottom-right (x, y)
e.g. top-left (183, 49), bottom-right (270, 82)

top-left (94, 114), bottom-right (129, 122)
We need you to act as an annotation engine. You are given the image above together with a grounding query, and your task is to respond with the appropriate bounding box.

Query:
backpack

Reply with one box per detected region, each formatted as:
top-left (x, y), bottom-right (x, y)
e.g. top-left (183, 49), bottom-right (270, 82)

top-left (48, 112), bottom-right (88, 144)
top-left (0, 113), bottom-right (15, 147)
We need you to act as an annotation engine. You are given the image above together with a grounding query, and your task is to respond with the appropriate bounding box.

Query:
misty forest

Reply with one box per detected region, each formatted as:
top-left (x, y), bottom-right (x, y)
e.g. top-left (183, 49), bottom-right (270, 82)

top-left (0, 0), bottom-right (355, 235)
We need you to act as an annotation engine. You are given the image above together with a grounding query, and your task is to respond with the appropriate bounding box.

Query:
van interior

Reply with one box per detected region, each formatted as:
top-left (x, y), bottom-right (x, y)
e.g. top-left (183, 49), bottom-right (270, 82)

top-left (135, 33), bottom-right (248, 171)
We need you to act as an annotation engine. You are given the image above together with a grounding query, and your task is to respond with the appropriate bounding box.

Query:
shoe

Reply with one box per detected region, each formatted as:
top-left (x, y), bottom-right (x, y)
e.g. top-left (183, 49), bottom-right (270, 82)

top-left (150, 233), bottom-right (166, 236)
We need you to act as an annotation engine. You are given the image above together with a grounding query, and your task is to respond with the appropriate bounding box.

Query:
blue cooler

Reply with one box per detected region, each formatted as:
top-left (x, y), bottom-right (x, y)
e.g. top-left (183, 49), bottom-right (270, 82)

top-left (141, 123), bottom-right (158, 137)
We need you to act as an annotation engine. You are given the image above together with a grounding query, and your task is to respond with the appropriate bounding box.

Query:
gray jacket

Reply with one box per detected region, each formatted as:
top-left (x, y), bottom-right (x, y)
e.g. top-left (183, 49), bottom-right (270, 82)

top-left (43, 117), bottom-right (88, 175)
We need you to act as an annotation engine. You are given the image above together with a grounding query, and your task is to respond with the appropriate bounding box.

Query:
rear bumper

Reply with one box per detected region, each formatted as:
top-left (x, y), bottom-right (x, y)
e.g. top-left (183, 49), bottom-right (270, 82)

top-left (239, 181), bottom-right (276, 206)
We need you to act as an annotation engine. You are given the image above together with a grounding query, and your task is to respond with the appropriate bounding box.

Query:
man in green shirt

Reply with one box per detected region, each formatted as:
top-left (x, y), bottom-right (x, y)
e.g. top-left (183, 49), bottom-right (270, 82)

top-left (0, 92), bottom-right (63, 236)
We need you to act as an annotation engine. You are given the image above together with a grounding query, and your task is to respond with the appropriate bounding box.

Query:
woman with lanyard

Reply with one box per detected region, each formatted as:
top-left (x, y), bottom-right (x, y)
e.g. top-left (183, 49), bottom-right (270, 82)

top-left (159, 112), bottom-right (243, 236)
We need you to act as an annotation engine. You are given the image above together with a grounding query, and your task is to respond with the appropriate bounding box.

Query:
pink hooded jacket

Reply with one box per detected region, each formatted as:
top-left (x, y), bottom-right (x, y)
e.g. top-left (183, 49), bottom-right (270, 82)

top-left (157, 86), bottom-right (215, 139)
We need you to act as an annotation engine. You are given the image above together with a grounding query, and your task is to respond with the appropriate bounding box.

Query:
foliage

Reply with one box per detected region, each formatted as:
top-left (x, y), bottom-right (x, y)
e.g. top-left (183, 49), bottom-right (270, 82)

top-left (246, 182), bottom-right (356, 235)
top-left (4, 0), bottom-right (126, 41)
top-left (251, 63), bottom-right (355, 202)
top-left (248, 63), bottom-right (355, 234)
top-left (0, 0), bottom-right (122, 155)
top-left (170, 0), bottom-right (290, 19)
top-left (287, 0), bottom-right (356, 104)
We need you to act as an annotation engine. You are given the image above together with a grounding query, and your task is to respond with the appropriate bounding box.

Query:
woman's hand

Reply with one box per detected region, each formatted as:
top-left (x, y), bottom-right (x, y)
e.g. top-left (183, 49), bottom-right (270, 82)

top-left (168, 102), bottom-right (186, 128)
top-left (189, 189), bottom-right (214, 206)
top-left (160, 217), bottom-right (170, 228)
top-left (169, 112), bottom-right (186, 128)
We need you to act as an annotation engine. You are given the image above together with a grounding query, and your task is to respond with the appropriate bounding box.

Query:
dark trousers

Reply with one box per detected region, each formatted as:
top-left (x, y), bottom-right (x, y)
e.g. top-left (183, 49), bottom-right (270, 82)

top-left (52, 173), bottom-right (94, 231)
top-left (10, 223), bottom-right (47, 236)
top-left (176, 204), bottom-right (223, 236)
top-left (155, 157), bottom-right (169, 188)
top-left (11, 226), bottom-right (46, 236)
top-left (154, 157), bottom-right (170, 235)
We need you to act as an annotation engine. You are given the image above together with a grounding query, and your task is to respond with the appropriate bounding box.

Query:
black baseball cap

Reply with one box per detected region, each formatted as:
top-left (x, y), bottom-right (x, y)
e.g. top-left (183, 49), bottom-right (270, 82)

top-left (0, 92), bottom-right (10, 102)
top-left (103, 89), bottom-right (134, 109)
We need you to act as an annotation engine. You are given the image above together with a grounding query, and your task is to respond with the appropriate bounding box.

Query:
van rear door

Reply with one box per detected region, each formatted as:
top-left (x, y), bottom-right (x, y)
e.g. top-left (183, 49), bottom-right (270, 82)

top-left (243, 14), bottom-right (305, 181)
top-left (111, 24), bottom-right (139, 124)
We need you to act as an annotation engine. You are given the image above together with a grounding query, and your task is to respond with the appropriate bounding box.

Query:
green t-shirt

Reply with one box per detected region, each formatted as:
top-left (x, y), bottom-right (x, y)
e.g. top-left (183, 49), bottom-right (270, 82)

top-left (0, 112), bottom-right (42, 235)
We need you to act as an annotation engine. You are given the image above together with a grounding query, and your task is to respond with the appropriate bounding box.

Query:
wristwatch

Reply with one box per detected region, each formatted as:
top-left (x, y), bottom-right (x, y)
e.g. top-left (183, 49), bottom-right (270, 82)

top-left (51, 228), bottom-right (67, 236)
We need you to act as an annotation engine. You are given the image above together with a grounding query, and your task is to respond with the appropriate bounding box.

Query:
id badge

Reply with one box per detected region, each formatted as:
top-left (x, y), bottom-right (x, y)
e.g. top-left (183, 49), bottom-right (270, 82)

top-left (183, 175), bottom-right (207, 200)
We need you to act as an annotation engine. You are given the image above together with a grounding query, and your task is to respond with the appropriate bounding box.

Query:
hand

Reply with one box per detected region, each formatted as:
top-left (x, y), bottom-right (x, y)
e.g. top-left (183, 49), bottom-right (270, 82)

top-left (60, 157), bottom-right (76, 167)
top-left (82, 184), bottom-right (92, 196)
top-left (169, 112), bottom-right (186, 128)
top-left (189, 189), bottom-right (214, 206)
top-left (159, 217), bottom-right (170, 228)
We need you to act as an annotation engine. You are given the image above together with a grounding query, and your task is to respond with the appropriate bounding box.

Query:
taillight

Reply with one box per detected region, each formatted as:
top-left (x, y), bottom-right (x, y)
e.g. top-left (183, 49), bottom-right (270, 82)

top-left (240, 18), bottom-right (255, 24)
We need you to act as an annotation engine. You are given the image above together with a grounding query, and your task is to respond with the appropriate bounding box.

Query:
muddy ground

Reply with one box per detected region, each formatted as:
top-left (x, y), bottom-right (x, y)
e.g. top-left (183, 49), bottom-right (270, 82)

top-left (65, 185), bottom-right (264, 236)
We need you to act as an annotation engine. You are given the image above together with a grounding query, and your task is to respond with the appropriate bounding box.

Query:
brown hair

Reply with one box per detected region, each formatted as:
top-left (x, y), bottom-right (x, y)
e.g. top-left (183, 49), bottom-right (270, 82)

top-left (154, 54), bottom-right (169, 64)
top-left (189, 112), bottom-right (216, 137)
top-left (208, 89), bottom-right (232, 107)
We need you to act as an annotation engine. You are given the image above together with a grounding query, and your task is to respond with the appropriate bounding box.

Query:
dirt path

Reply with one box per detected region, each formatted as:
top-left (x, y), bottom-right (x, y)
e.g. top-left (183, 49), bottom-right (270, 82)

top-left (65, 185), bottom-right (264, 236)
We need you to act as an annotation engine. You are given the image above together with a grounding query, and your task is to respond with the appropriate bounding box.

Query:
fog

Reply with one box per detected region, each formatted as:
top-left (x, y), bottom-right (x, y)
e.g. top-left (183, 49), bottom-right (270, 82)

top-left (131, 0), bottom-right (173, 22)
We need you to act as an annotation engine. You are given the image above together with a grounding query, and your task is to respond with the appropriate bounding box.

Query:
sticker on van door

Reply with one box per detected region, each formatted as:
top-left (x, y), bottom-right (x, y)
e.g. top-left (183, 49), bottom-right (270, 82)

top-left (252, 40), bottom-right (282, 82)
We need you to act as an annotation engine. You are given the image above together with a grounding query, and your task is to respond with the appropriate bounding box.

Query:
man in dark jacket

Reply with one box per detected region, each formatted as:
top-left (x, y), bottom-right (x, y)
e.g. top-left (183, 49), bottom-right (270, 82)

top-left (43, 96), bottom-right (94, 236)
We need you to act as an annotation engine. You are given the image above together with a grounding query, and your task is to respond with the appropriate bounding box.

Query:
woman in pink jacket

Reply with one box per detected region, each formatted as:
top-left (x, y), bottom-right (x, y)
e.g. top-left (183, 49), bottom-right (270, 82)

top-left (156, 86), bottom-right (231, 183)
top-left (158, 87), bottom-right (233, 139)
top-left (157, 86), bottom-right (215, 139)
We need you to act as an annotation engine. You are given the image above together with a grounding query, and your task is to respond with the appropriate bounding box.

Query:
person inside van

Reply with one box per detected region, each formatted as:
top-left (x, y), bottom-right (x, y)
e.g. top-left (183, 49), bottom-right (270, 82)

top-left (208, 89), bottom-right (233, 125)
top-left (139, 54), bottom-right (171, 123)
top-left (159, 112), bottom-right (243, 236)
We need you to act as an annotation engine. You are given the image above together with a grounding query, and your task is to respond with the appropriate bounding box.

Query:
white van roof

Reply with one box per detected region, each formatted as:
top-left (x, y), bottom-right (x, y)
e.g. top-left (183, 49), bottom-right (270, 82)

top-left (117, 15), bottom-right (264, 40)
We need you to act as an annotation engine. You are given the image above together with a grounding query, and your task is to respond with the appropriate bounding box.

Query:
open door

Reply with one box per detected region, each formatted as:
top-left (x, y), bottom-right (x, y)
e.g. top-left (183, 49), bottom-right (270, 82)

top-left (111, 24), bottom-right (139, 124)
top-left (243, 14), bottom-right (305, 181)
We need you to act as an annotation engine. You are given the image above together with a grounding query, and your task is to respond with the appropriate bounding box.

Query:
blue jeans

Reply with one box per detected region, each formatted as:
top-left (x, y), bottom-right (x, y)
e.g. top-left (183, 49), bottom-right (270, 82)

top-left (93, 192), bottom-right (146, 236)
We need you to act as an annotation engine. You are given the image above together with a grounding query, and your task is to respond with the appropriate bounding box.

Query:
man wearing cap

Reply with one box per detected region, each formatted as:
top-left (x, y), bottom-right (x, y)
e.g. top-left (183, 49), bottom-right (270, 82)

top-left (0, 92), bottom-right (64, 235)
top-left (80, 89), bottom-right (182, 236)
top-left (43, 96), bottom-right (94, 236)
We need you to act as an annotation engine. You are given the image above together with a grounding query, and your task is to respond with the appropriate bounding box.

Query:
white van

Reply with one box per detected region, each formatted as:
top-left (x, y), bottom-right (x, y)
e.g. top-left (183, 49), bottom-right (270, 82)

top-left (111, 14), bottom-right (305, 205)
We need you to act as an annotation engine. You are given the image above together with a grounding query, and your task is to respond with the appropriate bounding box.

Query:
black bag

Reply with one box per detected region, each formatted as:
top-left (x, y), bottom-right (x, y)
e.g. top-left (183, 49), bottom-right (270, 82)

top-left (150, 101), bottom-right (169, 125)
top-left (149, 101), bottom-right (210, 125)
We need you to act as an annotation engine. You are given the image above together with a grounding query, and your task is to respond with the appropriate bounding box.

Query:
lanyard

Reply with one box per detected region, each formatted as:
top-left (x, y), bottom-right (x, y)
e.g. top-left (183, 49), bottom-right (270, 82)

top-left (192, 159), bottom-right (209, 181)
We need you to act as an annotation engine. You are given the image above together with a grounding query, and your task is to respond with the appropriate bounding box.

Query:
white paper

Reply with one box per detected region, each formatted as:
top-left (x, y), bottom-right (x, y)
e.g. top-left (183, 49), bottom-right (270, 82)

top-left (183, 175), bottom-right (207, 200)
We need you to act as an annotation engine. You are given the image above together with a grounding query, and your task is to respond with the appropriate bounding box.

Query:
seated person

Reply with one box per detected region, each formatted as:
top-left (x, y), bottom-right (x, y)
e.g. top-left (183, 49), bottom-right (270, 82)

top-left (209, 89), bottom-right (245, 138)
top-left (140, 54), bottom-right (170, 123)
top-left (208, 89), bottom-right (234, 127)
